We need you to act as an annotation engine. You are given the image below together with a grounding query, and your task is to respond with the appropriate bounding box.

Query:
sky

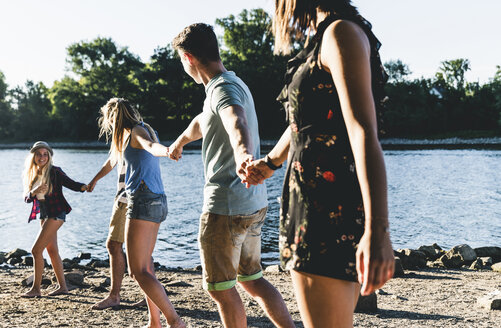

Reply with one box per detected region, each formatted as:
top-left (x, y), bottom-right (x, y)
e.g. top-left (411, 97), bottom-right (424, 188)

top-left (1, 0), bottom-right (500, 88)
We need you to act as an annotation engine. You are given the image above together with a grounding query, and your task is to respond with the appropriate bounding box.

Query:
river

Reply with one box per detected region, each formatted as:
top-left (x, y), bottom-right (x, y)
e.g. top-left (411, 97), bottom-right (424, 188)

top-left (1, 148), bottom-right (500, 267)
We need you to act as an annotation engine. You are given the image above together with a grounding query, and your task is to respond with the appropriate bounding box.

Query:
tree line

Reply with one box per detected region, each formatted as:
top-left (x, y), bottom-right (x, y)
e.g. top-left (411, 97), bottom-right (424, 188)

top-left (0, 9), bottom-right (500, 142)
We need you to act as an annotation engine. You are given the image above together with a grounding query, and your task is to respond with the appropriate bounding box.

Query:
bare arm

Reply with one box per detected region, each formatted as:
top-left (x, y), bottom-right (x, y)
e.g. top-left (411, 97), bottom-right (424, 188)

top-left (130, 125), bottom-right (169, 157)
top-left (243, 127), bottom-right (291, 186)
top-left (219, 104), bottom-right (254, 181)
top-left (88, 157), bottom-right (115, 192)
top-left (169, 113), bottom-right (203, 161)
top-left (321, 20), bottom-right (394, 295)
top-left (266, 126), bottom-right (291, 166)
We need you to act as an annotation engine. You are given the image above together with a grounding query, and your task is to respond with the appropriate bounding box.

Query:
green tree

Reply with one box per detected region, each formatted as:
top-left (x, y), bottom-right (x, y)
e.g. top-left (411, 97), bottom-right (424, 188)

top-left (49, 76), bottom-right (88, 139)
top-left (0, 71), bottom-right (14, 139)
top-left (51, 37), bottom-right (145, 140)
top-left (489, 66), bottom-right (501, 130)
top-left (493, 65), bottom-right (501, 83)
top-left (435, 58), bottom-right (470, 92)
top-left (216, 9), bottom-right (291, 137)
top-left (384, 60), bottom-right (412, 83)
top-left (139, 46), bottom-right (204, 136)
top-left (10, 81), bottom-right (53, 140)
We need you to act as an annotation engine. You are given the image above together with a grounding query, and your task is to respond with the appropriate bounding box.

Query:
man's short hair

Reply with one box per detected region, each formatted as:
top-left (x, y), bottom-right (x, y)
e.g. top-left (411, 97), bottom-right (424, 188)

top-left (172, 23), bottom-right (220, 63)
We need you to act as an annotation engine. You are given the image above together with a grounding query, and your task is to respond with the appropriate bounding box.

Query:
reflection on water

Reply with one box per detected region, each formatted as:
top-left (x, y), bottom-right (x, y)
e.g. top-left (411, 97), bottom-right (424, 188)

top-left (0, 148), bottom-right (500, 268)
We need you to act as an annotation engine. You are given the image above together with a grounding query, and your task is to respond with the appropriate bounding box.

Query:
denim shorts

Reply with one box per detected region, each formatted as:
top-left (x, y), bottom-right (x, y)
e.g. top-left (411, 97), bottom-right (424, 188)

top-left (39, 202), bottom-right (66, 222)
top-left (126, 183), bottom-right (167, 223)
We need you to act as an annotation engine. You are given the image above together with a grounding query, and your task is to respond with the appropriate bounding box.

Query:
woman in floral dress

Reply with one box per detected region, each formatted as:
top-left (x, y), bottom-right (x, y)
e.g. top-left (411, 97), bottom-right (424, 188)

top-left (242, 1), bottom-right (395, 327)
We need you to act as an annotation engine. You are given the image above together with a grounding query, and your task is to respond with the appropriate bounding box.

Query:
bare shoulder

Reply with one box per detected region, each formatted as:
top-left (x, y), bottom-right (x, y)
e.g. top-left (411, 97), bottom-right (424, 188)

top-left (320, 19), bottom-right (370, 71)
top-left (131, 124), bottom-right (148, 135)
top-left (131, 124), bottom-right (152, 142)
top-left (322, 19), bottom-right (370, 54)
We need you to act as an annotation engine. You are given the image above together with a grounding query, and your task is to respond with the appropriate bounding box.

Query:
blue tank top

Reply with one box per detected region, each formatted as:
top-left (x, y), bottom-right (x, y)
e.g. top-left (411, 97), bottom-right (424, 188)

top-left (123, 123), bottom-right (164, 195)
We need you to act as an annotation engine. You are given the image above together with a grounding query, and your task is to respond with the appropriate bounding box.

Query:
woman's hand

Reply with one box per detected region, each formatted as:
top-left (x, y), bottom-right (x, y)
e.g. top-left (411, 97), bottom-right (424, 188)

top-left (356, 227), bottom-right (394, 296)
top-left (32, 183), bottom-right (48, 196)
top-left (87, 179), bottom-right (98, 192)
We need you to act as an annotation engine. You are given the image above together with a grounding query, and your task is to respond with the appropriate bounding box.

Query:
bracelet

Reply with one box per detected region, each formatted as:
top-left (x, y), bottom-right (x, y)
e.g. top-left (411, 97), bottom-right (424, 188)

top-left (265, 155), bottom-right (282, 170)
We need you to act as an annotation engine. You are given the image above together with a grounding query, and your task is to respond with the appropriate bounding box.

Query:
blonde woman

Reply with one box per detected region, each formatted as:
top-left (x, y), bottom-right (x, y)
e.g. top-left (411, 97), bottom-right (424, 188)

top-left (98, 98), bottom-right (185, 328)
top-left (22, 141), bottom-right (87, 298)
top-left (243, 1), bottom-right (395, 327)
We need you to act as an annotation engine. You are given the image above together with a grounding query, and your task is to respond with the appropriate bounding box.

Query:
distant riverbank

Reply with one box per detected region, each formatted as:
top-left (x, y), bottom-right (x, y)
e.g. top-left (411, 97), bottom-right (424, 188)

top-left (1, 137), bottom-right (501, 150)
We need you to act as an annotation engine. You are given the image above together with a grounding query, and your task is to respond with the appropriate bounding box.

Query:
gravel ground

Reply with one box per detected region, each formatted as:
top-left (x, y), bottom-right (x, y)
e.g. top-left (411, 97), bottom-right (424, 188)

top-left (0, 266), bottom-right (499, 327)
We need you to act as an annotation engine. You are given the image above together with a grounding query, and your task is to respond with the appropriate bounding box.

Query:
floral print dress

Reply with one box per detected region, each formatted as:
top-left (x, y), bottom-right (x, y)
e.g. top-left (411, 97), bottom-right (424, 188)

top-left (278, 14), bottom-right (387, 281)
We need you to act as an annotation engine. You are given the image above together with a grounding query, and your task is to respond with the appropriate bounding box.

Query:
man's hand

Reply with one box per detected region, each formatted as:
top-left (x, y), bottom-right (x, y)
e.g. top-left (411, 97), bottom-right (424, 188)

top-left (169, 141), bottom-right (183, 161)
top-left (238, 157), bottom-right (275, 188)
top-left (244, 158), bottom-right (274, 186)
top-left (81, 184), bottom-right (88, 192)
top-left (235, 154), bottom-right (254, 188)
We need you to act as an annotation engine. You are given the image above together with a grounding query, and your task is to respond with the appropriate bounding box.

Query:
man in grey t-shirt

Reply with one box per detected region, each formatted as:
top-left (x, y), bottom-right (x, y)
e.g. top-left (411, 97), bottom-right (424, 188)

top-left (170, 23), bottom-right (294, 328)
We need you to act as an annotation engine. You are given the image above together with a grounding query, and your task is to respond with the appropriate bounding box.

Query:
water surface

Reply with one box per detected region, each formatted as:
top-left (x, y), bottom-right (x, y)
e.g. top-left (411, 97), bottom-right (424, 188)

top-left (1, 148), bottom-right (499, 267)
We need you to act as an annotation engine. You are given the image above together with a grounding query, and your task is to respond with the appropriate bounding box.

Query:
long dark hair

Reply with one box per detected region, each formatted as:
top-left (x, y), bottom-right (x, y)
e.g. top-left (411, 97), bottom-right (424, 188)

top-left (273, 0), bottom-right (359, 54)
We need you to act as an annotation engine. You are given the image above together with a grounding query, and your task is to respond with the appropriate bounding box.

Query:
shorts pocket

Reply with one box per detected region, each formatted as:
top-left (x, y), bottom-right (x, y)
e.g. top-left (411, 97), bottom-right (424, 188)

top-left (133, 192), bottom-right (167, 222)
top-left (248, 215), bottom-right (265, 237)
top-left (139, 200), bottom-right (163, 219)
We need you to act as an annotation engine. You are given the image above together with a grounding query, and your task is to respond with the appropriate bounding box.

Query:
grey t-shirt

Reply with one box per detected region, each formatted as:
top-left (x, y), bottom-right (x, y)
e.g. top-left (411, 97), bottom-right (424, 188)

top-left (200, 71), bottom-right (267, 215)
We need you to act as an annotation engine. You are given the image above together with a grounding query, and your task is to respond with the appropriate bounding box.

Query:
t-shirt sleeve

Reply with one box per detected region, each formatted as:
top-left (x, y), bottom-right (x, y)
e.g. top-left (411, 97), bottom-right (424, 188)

top-left (210, 82), bottom-right (244, 115)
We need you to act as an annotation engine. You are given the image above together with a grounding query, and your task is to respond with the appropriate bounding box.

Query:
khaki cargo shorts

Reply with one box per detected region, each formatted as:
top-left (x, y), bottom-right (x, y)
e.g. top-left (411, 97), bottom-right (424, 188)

top-left (199, 207), bottom-right (267, 291)
top-left (108, 200), bottom-right (127, 243)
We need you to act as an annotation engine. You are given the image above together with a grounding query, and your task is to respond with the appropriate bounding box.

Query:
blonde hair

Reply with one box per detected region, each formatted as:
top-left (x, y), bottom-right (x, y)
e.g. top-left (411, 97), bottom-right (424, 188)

top-left (22, 149), bottom-right (53, 195)
top-left (273, 0), bottom-right (358, 54)
top-left (98, 98), bottom-right (158, 166)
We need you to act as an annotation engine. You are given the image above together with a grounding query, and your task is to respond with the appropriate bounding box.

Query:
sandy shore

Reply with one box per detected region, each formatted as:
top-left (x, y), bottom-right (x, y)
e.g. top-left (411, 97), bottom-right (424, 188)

top-left (0, 265), bottom-right (499, 328)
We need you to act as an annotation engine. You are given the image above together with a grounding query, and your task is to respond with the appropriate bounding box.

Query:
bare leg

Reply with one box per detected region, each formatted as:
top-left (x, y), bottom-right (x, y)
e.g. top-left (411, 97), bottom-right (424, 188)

top-left (143, 259), bottom-right (161, 328)
top-left (92, 239), bottom-right (125, 309)
top-left (22, 218), bottom-right (64, 298)
top-left (208, 287), bottom-right (247, 328)
top-left (125, 218), bottom-right (185, 328)
top-left (45, 222), bottom-right (69, 296)
top-left (239, 277), bottom-right (295, 328)
top-left (291, 270), bottom-right (360, 328)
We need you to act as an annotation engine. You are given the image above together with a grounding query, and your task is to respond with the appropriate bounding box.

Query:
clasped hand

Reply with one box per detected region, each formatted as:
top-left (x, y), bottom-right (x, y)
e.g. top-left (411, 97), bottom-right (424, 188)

top-left (168, 142), bottom-right (182, 162)
top-left (238, 157), bottom-right (275, 188)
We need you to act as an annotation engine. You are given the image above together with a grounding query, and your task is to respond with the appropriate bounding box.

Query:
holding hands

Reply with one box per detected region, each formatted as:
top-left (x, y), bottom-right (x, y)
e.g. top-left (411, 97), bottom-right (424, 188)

top-left (237, 158), bottom-right (275, 188)
top-left (87, 178), bottom-right (98, 192)
top-left (238, 155), bottom-right (280, 188)
top-left (168, 141), bottom-right (183, 161)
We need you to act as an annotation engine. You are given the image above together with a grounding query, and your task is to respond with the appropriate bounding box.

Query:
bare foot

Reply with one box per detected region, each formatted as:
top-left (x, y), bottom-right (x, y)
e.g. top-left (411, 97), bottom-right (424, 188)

top-left (131, 298), bottom-right (147, 308)
top-left (48, 287), bottom-right (69, 296)
top-left (168, 317), bottom-right (186, 328)
top-left (141, 321), bottom-right (162, 328)
top-left (21, 288), bottom-right (41, 298)
top-left (91, 295), bottom-right (120, 310)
